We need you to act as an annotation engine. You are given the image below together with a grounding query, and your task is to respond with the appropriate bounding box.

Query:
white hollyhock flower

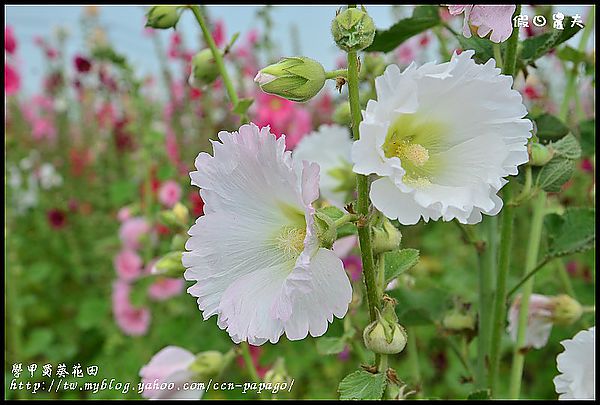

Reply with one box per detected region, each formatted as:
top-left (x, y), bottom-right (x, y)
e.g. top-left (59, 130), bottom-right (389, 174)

top-left (507, 293), bottom-right (554, 349)
top-left (554, 326), bottom-right (595, 400)
top-left (352, 50), bottom-right (532, 224)
top-left (293, 124), bottom-right (354, 207)
top-left (183, 123), bottom-right (352, 345)
top-left (139, 346), bottom-right (204, 400)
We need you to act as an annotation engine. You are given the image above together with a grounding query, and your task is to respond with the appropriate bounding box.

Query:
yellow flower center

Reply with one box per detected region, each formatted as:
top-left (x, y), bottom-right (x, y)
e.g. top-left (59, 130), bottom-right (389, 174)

top-left (395, 140), bottom-right (430, 167)
top-left (276, 226), bottom-right (306, 258)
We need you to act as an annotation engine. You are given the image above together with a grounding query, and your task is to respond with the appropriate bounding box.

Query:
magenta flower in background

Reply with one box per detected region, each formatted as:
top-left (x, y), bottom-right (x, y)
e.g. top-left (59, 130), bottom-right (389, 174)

top-left (212, 20), bottom-right (225, 47)
top-left (342, 255), bottom-right (363, 282)
top-left (47, 209), bottom-right (67, 230)
top-left (448, 5), bottom-right (516, 43)
top-left (119, 217), bottom-right (150, 250)
top-left (148, 278), bottom-right (184, 301)
top-left (32, 118), bottom-right (57, 141)
top-left (117, 207), bottom-right (131, 222)
top-left (74, 55), bottom-right (92, 73)
top-left (5, 26), bottom-right (17, 54)
top-left (158, 180), bottom-right (182, 208)
top-left (5, 63), bottom-right (20, 95)
top-left (114, 249), bottom-right (143, 281)
top-left (112, 280), bottom-right (151, 336)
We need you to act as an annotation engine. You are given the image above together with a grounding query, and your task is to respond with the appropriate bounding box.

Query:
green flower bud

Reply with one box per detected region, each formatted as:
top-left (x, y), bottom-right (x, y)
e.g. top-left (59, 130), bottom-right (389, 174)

top-left (145, 6), bottom-right (180, 30)
top-left (363, 307), bottom-right (407, 354)
top-left (359, 53), bottom-right (386, 80)
top-left (372, 218), bottom-right (402, 255)
top-left (170, 233), bottom-right (186, 251)
top-left (331, 8), bottom-right (376, 52)
top-left (313, 210), bottom-right (337, 249)
top-left (189, 351), bottom-right (224, 379)
top-left (551, 294), bottom-right (583, 326)
top-left (442, 311), bottom-right (476, 332)
top-left (152, 251), bottom-right (185, 278)
top-left (190, 49), bottom-right (220, 88)
top-left (333, 102), bottom-right (351, 126)
top-left (254, 57), bottom-right (326, 102)
top-left (529, 143), bottom-right (555, 166)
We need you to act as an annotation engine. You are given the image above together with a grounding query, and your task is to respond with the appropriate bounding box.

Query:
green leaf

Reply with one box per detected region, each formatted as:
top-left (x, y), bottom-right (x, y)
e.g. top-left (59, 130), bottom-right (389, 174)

top-left (551, 134), bottom-right (581, 160)
top-left (556, 45), bottom-right (588, 63)
top-left (519, 17), bottom-right (584, 67)
top-left (316, 337), bottom-right (346, 355)
top-left (23, 329), bottom-right (54, 358)
top-left (456, 35), bottom-right (497, 64)
top-left (76, 298), bottom-right (109, 330)
top-left (545, 208), bottom-right (595, 259)
top-left (534, 114), bottom-right (569, 141)
top-left (397, 307), bottom-right (433, 326)
top-left (468, 389), bottom-right (491, 400)
top-left (157, 165), bottom-right (176, 181)
top-left (365, 6), bottom-right (439, 53)
top-left (232, 98), bottom-right (254, 115)
top-left (338, 370), bottom-right (387, 400)
top-left (318, 206), bottom-right (345, 220)
top-left (578, 119), bottom-right (595, 156)
top-left (535, 157), bottom-right (574, 192)
top-left (384, 248), bottom-right (420, 284)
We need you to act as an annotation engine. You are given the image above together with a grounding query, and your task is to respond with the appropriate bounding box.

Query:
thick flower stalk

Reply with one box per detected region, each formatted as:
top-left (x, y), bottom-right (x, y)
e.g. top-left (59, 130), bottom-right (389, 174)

top-left (183, 123), bottom-right (352, 345)
top-left (352, 50), bottom-right (532, 225)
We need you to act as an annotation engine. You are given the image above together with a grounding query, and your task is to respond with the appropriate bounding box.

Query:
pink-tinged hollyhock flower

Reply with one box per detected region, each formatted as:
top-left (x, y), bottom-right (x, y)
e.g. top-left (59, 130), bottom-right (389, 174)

top-left (158, 180), bottom-right (182, 208)
top-left (117, 207), bottom-right (131, 222)
top-left (112, 280), bottom-right (151, 336)
top-left (5, 63), bottom-right (20, 95)
top-left (114, 249), bottom-right (143, 281)
top-left (140, 346), bottom-right (204, 400)
top-left (119, 217), bottom-right (150, 250)
top-left (448, 5), bottom-right (516, 43)
top-left (74, 55), bottom-right (92, 73)
top-left (212, 20), bottom-right (225, 48)
top-left (5, 27), bottom-right (17, 54)
top-left (47, 209), bottom-right (67, 229)
top-left (332, 235), bottom-right (358, 259)
top-left (507, 293), bottom-right (553, 349)
top-left (148, 278), bottom-right (185, 301)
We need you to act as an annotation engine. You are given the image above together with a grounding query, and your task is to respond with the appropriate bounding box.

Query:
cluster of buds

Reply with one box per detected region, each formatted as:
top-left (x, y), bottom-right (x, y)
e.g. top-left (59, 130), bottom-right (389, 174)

top-left (363, 297), bottom-right (408, 354)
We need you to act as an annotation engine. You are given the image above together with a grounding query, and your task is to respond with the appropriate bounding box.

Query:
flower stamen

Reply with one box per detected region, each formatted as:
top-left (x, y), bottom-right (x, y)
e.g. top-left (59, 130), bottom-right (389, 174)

top-left (276, 226), bottom-right (306, 258)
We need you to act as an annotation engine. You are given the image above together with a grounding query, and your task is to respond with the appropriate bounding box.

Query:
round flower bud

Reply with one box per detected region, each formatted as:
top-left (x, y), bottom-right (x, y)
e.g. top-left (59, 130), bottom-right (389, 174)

top-left (333, 102), bottom-right (351, 126)
top-left (145, 6), bottom-right (180, 30)
top-left (372, 218), bottom-right (402, 255)
top-left (172, 202), bottom-right (189, 224)
top-left (190, 49), bottom-right (220, 88)
top-left (189, 351), bottom-right (224, 379)
top-left (442, 311), bottom-right (476, 332)
top-left (314, 210), bottom-right (337, 249)
top-left (529, 143), bottom-right (555, 166)
top-left (170, 233), bottom-right (186, 251)
top-left (363, 319), bottom-right (408, 355)
top-left (254, 57), bottom-right (326, 102)
top-left (551, 294), bottom-right (583, 326)
top-left (331, 8), bottom-right (376, 52)
top-left (359, 53), bottom-right (386, 80)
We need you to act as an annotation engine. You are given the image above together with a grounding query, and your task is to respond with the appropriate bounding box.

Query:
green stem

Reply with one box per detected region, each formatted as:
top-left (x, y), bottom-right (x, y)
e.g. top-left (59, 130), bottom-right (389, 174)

top-left (506, 257), bottom-right (551, 298)
top-left (406, 327), bottom-right (421, 397)
top-left (559, 9), bottom-right (594, 122)
top-left (347, 49), bottom-right (379, 325)
top-left (333, 213), bottom-right (359, 228)
top-left (189, 5), bottom-right (247, 123)
top-left (488, 8), bottom-right (521, 395)
top-left (325, 69), bottom-right (348, 79)
top-left (493, 43), bottom-right (503, 70)
top-left (446, 335), bottom-right (475, 378)
top-left (240, 342), bottom-right (261, 383)
top-left (508, 192), bottom-right (546, 399)
top-left (555, 260), bottom-right (576, 297)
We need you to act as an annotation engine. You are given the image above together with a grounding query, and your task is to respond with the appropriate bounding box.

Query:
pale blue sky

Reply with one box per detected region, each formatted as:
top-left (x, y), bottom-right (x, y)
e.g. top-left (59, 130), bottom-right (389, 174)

top-left (5, 5), bottom-right (594, 96)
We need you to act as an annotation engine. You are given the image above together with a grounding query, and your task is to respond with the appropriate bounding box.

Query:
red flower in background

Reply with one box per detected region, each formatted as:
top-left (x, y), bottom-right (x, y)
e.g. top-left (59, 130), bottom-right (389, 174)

top-left (5, 26), bottom-right (17, 54)
top-left (113, 118), bottom-right (136, 153)
top-left (236, 346), bottom-right (269, 379)
top-left (74, 55), bottom-right (92, 73)
top-left (47, 209), bottom-right (67, 229)
top-left (189, 191), bottom-right (204, 217)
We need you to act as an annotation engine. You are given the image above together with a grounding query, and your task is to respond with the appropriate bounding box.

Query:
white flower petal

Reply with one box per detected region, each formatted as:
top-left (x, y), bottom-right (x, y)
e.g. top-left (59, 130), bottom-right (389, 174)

top-left (554, 326), bottom-right (595, 400)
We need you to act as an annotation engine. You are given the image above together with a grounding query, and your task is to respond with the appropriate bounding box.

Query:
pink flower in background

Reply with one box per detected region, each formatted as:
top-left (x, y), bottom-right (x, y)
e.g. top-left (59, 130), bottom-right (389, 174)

top-left (112, 280), bottom-right (151, 336)
top-left (342, 256), bottom-right (363, 282)
top-left (212, 20), bottom-right (225, 47)
top-left (158, 180), bottom-right (182, 208)
top-left (148, 278), bottom-right (184, 301)
top-left (119, 217), bottom-right (150, 250)
top-left (338, 346), bottom-right (351, 361)
top-left (114, 249), bottom-right (143, 281)
top-left (283, 108), bottom-right (312, 149)
top-left (236, 346), bottom-right (269, 378)
top-left (139, 346), bottom-right (204, 399)
top-left (507, 293), bottom-right (554, 349)
top-left (117, 207), bottom-right (131, 222)
top-left (5, 63), bottom-right (20, 95)
top-left (5, 26), bottom-right (17, 54)
top-left (448, 5), bottom-right (515, 43)
top-left (96, 102), bottom-right (118, 129)
top-left (333, 235), bottom-right (358, 259)
top-left (165, 128), bottom-right (181, 169)
top-left (32, 118), bottom-right (57, 141)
